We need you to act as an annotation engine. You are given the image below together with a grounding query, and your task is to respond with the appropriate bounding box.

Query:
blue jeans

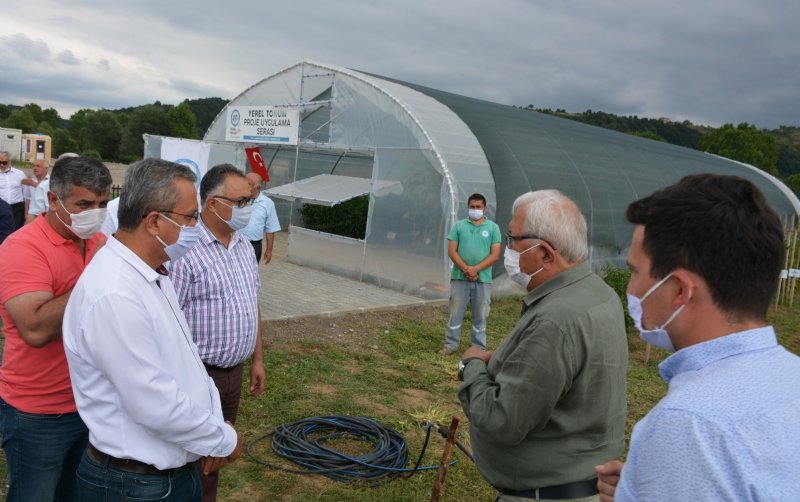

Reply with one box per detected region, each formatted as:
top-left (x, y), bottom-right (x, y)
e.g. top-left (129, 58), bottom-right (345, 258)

top-left (444, 279), bottom-right (491, 350)
top-left (0, 397), bottom-right (89, 502)
top-left (76, 449), bottom-right (202, 501)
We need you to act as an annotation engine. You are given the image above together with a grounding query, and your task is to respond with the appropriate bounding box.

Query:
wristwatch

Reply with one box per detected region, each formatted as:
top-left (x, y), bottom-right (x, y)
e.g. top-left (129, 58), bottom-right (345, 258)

top-left (458, 357), bottom-right (482, 381)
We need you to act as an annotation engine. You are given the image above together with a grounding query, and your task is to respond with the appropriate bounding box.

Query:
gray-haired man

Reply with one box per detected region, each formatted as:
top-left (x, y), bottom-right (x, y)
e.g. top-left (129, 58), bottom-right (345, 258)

top-left (458, 190), bottom-right (628, 501)
top-left (64, 159), bottom-right (242, 501)
top-left (0, 156), bottom-right (111, 501)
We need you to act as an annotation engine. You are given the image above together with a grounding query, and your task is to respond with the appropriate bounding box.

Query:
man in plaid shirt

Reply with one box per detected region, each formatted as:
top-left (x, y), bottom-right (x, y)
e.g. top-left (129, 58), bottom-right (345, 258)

top-left (170, 164), bottom-right (266, 502)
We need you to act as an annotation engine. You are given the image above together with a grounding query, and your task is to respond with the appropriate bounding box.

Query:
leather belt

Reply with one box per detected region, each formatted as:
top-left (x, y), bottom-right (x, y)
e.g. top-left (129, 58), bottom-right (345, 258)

top-left (204, 362), bottom-right (243, 373)
top-left (87, 443), bottom-right (183, 476)
top-left (497, 478), bottom-right (599, 500)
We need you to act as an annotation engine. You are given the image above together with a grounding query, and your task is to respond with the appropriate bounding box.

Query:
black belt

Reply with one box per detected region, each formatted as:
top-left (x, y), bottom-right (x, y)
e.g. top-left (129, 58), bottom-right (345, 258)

top-left (87, 443), bottom-right (185, 476)
top-left (497, 478), bottom-right (598, 500)
top-left (204, 362), bottom-right (243, 373)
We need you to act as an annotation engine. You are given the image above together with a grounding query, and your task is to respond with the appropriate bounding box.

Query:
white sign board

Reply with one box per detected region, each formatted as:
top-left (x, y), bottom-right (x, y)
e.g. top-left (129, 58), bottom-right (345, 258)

top-left (225, 106), bottom-right (300, 145)
top-left (780, 269), bottom-right (800, 279)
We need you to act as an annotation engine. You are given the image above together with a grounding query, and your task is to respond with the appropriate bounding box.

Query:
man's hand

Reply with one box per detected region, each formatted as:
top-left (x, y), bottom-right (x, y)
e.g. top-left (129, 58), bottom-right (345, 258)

top-left (201, 425), bottom-right (243, 474)
top-left (464, 266), bottom-right (479, 281)
top-left (249, 359), bottom-right (266, 397)
top-left (595, 460), bottom-right (624, 502)
top-left (461, 346), bottom-right (493, 364)
top-left (21, 178), bottom-right (38, 187)
top-left (263, 249), bottom-right (272, 264)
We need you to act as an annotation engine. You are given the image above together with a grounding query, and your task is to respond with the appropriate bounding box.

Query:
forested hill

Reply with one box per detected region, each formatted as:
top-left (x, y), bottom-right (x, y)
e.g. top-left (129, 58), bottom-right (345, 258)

top-left (523, 107), bottom-right (800, 177)
top-left (1, 99), bottom-right (798, 186)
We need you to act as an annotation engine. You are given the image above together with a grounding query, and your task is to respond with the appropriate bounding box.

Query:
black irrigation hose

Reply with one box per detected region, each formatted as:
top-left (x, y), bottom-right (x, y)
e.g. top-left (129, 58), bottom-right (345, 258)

top-left (245, 415), bottom-right (452, 485)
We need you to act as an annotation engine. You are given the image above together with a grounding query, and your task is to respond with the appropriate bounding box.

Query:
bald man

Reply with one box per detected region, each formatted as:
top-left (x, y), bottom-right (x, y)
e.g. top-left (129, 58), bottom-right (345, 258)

top-left (239, 172), bottom-right (280, 264)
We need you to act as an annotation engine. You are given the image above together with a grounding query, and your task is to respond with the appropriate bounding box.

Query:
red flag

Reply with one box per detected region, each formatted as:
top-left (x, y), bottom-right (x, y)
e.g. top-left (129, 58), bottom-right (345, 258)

top-left (245, 147), bottom-right (269, 182)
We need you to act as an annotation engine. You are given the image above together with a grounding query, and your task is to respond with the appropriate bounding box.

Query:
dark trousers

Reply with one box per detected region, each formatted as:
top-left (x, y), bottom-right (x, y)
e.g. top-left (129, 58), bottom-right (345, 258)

top-left (0, 397), bottom-right (89, 502)
top-left (11, 202), bottom-right (24, 230)
top-left (249, 239), bottom-right (262, 262)
top-left (77, 449), bottom-right (201, 501)
top-left (199, 363), bottom-right (244, 502)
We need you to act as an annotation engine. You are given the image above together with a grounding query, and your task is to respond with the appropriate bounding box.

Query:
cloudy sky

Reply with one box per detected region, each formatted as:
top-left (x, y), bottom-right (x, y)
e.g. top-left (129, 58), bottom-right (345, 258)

top-left (2, 0), bottom-right (798, 128)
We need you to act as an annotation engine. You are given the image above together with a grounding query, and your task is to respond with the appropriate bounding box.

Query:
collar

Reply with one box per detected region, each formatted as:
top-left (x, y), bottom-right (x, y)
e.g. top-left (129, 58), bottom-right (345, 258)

top-left (522, 261), bottom-right (592, 307)
top-left (658, 326), bottom-right (778, 382)
top-left (36, 212), bottom-right (75, 247)
top-left (106, 236), bottom-right (164, 284)
top-left (197, 217), bottom-right (243, 249)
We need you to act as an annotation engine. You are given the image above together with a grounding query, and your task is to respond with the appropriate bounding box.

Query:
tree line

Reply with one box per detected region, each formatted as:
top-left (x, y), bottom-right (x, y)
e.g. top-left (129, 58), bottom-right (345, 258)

top-left (0, 98), bottom-right (227, 163)
top-left (2, 98), bottom-right (798, 196)
top-left (525, 106), bottom-right (800, 197)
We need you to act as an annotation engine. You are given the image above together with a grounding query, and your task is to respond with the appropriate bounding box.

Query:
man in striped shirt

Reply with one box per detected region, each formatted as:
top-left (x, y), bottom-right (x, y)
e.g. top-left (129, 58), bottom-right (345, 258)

top-left (170, 164), bottom-right (266, 502)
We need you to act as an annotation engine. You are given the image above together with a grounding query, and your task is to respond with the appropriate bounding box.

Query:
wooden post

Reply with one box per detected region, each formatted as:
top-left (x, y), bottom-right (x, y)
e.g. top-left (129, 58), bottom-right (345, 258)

top-left (430, 417), bottom-right (459, 502)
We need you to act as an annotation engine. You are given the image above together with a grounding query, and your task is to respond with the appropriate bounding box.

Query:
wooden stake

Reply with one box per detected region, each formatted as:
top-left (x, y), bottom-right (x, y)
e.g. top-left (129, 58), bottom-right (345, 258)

top-left (430, 417), bottom-right (459, 502)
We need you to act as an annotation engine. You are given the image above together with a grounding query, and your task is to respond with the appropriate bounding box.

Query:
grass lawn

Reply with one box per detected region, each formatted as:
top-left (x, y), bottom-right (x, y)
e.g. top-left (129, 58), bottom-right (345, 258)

top-left (0, 294), bottom-right (797, 501)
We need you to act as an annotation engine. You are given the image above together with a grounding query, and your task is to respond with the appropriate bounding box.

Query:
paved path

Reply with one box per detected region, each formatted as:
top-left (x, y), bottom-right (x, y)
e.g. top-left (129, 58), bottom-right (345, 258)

top-left (258, 232), bottom-right (446, 320)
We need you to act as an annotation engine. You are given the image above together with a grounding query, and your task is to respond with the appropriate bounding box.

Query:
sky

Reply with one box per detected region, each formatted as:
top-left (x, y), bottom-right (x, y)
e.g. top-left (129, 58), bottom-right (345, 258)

top-left (2, 0), bottom-right (798, 129)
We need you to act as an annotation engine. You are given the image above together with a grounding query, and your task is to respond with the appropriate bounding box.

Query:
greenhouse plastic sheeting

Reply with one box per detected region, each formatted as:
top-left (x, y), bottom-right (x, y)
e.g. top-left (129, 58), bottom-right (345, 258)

top-left (265, 174), bottom-right (398, 206)
top-left (195, 60), bottom-right (799, 297)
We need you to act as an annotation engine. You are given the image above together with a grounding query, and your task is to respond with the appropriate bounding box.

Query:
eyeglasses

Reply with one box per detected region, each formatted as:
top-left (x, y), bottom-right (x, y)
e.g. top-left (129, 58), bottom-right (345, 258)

top-left (0, 161), bottom-right (8, 165)
top-left (143, 210), bottom-right (199, 224)
top-left (213, 195), bottom-right (254, 208)
top-left (506, 233), bottom-right (556, 250)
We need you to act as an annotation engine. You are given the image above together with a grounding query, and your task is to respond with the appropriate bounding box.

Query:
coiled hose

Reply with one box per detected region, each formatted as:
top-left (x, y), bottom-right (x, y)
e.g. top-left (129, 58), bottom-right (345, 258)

top-left (245, 415), bottom-right (453, 485)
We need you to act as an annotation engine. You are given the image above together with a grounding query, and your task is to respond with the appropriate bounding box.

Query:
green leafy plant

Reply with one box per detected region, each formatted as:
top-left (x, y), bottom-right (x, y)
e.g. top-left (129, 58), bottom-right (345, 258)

top-left (300, 196), bottom-right (369, 239)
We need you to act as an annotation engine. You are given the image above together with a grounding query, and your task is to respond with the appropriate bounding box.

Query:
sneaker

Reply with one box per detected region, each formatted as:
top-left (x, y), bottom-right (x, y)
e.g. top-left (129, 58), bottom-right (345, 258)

top-left (437, 347), bottom-right (456, 356)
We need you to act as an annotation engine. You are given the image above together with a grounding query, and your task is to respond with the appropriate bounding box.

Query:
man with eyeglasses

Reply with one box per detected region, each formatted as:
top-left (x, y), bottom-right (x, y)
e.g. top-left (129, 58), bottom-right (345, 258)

top-left (0, 156), bottom-right (111, 501)
top-left (63, 158), bottom-right (242, 501)
top-left (457, 189), bottom-right (627, 502)
top-left (169, 164), bottom-right (265, 502)
top-left (0, 150), bottom-right (32, 230)
top-left (440, 193), bottom-right (502, 356)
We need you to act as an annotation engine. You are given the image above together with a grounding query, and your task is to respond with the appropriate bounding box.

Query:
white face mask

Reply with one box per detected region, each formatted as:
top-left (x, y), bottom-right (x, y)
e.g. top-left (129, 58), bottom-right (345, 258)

top-left (503, 244), bottom-right (543, 289)
top-left (626, 272), bottom-right (689, 353)
top-left (468, 209), bottom-right (484, 220)
top-left (155, 213), bottom-right (201, 262)
top-left (214, 199), bottom-right (253, 231)
top-left (56, 197), bottom-right (107, 239)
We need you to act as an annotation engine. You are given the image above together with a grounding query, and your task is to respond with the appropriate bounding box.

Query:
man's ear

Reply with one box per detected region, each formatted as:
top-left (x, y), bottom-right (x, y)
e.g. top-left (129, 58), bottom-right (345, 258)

top-left (670, 269), bottom-right (695, 307)
top-left (143, 212), bottom-right (161, 236)
top-left (539, 241), bottom-right (557, 266)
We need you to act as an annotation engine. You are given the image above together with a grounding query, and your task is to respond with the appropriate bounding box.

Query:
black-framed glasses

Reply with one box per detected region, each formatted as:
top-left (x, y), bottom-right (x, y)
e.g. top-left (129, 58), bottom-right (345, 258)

top-left (506, 233), bottom-right (556, 250)
top-left (213, 195), bottom-right (254, 208)
top-left (0, 161), bottom-right (8, 165)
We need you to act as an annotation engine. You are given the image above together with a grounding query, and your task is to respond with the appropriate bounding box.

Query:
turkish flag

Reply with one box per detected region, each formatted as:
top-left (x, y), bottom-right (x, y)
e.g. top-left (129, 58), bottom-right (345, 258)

top-left (245, 147), bottom-right (270, 182)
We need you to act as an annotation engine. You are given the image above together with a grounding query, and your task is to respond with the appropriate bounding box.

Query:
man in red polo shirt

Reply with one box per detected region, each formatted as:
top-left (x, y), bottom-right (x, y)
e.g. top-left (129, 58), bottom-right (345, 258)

top-left (0, 156), bottom-right (111, 502)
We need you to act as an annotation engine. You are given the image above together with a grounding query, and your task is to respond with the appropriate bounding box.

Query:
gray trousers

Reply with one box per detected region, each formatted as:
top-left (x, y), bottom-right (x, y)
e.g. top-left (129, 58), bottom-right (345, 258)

top-left (444, 279), bottom-right (491, 350)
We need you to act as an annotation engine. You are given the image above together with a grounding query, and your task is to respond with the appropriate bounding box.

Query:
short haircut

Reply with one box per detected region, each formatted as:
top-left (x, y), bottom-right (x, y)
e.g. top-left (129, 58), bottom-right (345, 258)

top-left (199, 164), bottom-right (246, 205)
top-left (117, 158), bottom-right (196, 231)
top-left (626, 174), bottom-right (784, 321)
top-left (468, 193), bottom-right (487, 207)
top-left (512, 190), bottom-right (589, 263)
top-left (49, 156), bottom-right (112, 200)
top-left (0, 151), bottom-right (9, 158)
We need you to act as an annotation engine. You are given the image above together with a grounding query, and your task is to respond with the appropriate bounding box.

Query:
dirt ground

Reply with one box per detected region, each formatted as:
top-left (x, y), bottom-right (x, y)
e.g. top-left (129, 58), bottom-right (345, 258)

top-left (263, 304), bottom-right (447, 352)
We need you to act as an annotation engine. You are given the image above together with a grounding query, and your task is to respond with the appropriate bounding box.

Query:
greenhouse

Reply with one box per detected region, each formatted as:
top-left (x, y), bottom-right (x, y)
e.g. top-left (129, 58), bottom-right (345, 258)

top-left (145, 60), bottom-right (800, 299)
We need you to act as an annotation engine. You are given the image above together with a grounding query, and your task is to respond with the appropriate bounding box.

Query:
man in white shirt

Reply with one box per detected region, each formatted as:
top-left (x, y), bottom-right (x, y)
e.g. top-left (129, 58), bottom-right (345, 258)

top-left (24, 159), bottom-right (50, 223)
top-left (63, 158), bottom-right (242, 501)
top-left (240, 172), bottom-right (281, 263)
top-left (0, 150), bottom-right (30, 230)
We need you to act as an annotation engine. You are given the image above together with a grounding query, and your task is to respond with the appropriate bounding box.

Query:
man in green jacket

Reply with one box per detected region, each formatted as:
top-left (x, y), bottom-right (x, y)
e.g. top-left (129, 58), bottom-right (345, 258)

top-left (458, 189), bottom-right (628, 501)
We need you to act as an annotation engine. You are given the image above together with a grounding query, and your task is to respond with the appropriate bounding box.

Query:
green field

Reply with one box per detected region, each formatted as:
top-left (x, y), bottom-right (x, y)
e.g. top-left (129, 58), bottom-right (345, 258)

top-left (1, 293), bottom-right (797, 501)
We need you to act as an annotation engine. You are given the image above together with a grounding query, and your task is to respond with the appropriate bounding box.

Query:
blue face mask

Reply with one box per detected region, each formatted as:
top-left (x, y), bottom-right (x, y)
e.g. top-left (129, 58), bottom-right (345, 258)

top-left (626, 272), bottom-right (690, 352)
top-left (213, 199), bottom-right (253, 231)
top-left (155, 213), bottom-right (201, 261)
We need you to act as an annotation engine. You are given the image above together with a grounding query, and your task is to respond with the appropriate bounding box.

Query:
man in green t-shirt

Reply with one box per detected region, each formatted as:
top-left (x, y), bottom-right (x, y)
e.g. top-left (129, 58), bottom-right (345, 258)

top-left (440, 193), bottom-right (501, 355)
